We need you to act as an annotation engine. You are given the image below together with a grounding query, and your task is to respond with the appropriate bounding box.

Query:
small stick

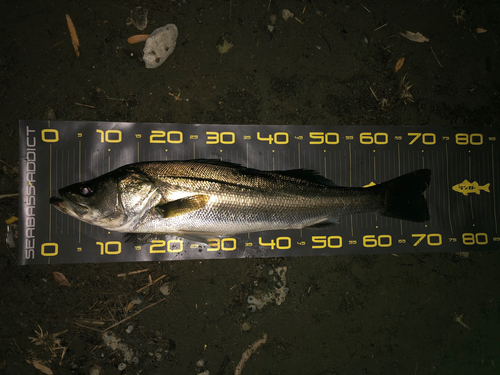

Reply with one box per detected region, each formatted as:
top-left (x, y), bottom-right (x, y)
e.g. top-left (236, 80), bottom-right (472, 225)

top-left (294, 17), bottom-right (303, 24)
top-left (103, 298), bottom-right (165, 332)
top-left (369, 87), bottom-right (378, 101)
top-left (430, 46), bottom-right (443, 68)
top-left (360, 4), bottom-right (371, 13)
top-left (234, 333), bottom-right (268, 375)
top-left (267, 0), bottom-right (271, 11)
top-left (75, 103), bottom-right (96, 108)
top-left (0, 193), bottom-right (18, 199)
top-left (117, 268), bottom-right (149, 277)
top-left (374, 23), bottom-right (388, 32)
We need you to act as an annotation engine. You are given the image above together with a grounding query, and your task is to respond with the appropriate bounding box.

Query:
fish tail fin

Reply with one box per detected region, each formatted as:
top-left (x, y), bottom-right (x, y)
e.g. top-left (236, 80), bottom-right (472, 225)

top-left (376, 169), bottom-right (431, 222)
top-left (483, 183), bottom-right (490, 193)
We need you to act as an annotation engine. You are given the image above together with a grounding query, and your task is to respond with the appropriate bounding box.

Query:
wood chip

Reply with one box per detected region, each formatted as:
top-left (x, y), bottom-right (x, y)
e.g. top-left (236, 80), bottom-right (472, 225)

top-left (400, 31), bottom-right (429, 43)
top-left (476, 28), bottom-right (487, 34)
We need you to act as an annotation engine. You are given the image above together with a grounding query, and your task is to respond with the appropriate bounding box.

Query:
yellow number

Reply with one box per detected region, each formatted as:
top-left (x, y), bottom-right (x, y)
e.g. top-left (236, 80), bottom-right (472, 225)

top-left (167, 239), bottom-right (183, 252)
top-left (221, 238), bottom-right (237, 251)
top-left (150, 130), bottom-right (166, 143)
top-left (309, 132), bottom-right (324, 145)
top-left (167, 131), bottom-right (183, 144)
top-left (360, 132), bottom-right (388, 145)
top-left (41, 129), bottom-right (59, 143)
top-left (312, 236), bottom-right (342, 248)
top-left (207, 238), bottom-right (220, 251)
top-left (96, 129), bottom-right (121, 143)
top-left (408, 133), bottom-right (421, 145)
top-left (206, 131), bottom-right (218, 144)
top-left (363, 235), bottom-right (378, 247)
top-left (427, 234), bottom-right (442, 246)
top-left (363, 235), bottom-right (392, 247)
top-left (257, 132), bottom-right (273, 144)
top-left (422, 133), bottom-right (436, 145)
top-left (150, 240), bottom-right (166, 253)
top-left (206, 132), bottom-right (235, 144)
top-left (257, 132), bottom-right (289, 145)
top-left (378, 235), bottom-right (392, 247)
top-left (97, 241), bottom-right (121, 255)
top-left (470, 133), bottom-right (483, 145)
top-left (274, 132), bottom-right (288, 144)
top-left (259, 237), bottom-right (275, 249)
top-left (309, 132), bottom-right (339, 145)
top-left (312, 236), bottom-right (327, 248)
top-left (328, 236), bottom-right (342, 248)
top-left (398, 239), bottom-right (406, 243)
top-left (488, 137), bottom-right (496, 141)
top-left (412, 233), bottom-right (442, 246)
top-left (408, 133), bottom-right (435, 145)
top-left (41, 242), bottom-right (58, 256)
top-left (456, 133), bottom-right (483, 146)
top-left (462, 233), bottom-right (488, 245)
top-left (276, 237), bottom-right (291, 249)
top-left (411, 234), bottom-right (426, 246)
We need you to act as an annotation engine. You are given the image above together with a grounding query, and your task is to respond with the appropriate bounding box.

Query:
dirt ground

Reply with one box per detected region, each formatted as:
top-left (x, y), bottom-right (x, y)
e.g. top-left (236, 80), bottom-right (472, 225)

top-left (1, 0), bottom-right (499, 374)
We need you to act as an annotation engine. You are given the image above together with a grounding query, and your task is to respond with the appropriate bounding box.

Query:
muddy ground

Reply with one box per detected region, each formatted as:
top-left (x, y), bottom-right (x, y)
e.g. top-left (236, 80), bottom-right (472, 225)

top-left (1, 0), bottom-right (499, 374)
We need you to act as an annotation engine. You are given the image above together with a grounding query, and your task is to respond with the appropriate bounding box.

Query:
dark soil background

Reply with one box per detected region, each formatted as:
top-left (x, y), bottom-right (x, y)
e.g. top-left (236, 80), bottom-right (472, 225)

top-left (1, 0), bottom-right (499, 374)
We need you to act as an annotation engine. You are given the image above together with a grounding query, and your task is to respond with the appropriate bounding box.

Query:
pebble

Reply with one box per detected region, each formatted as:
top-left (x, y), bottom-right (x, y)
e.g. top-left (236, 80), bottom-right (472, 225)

top-left (126, 325), bottom-right (134, 334)
top-left (241, 321), bottom-right (251, 331)
top-left (117, 363), bottom-right (126, 371)
top-left (196, 359), bottom-right (205, 367)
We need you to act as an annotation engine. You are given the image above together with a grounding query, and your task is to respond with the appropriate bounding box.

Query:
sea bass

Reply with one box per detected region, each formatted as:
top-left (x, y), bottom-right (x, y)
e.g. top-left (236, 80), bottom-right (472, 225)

top-left (50, 160), bottom-right (431, 242)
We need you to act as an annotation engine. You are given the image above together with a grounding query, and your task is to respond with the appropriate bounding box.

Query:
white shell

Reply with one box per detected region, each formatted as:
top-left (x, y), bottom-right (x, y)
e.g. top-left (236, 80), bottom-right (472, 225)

top-left (143, 24), bottom-right (178, 69)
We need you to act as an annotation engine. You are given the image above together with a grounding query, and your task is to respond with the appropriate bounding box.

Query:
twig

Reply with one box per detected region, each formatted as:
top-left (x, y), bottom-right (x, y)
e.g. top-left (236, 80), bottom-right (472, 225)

top-left (103, 298), bottom-right (165, 332)
top-left (136, 274), bottom-right (166, 293)
top-left (73, 322), bottom-right (103, 332)
top-left (0, 159), bottom-right (16, 169)
top-left (374, 23), bottom-right (388, 32)
top-left (117, 268), bottom-right (149, 277)
top-left (75, 103), bottom-right (96, 108)
top-left (430, 46), bottom-right (443, 68)
top-left (294, 17), bottom-right (303, 24)
top-left (369, 87), bottom-right (378, 101)
top-left (267, 0), bottom-right (271, 11)
top-left (360, 4), bottom-right (371, 13)
top-left (0, 193), bottom-right (18, 199)
top-left (234, 333), bottom-right (268, 375)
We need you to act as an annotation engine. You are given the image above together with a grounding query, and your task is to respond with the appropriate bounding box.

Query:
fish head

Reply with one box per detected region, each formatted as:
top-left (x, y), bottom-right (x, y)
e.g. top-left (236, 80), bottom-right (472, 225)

top-left (50, 171), bottom-right (158, 231)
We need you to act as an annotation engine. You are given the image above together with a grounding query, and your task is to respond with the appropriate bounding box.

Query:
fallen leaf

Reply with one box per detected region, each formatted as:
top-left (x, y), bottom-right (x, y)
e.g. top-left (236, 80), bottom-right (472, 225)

top-left (66, 14), bottom-right (80, 57)
top-left (217, 39), bottom-right (233, 55)
top-left (476, 28), bottom-right (487, 34)
top-left (28, 360), bottom-right (54, 375)
top-left (395, 57), bottom-right (405, 73)
top-left (5, 216), bottom-right (18, 224)
top-left (400, 31), bottom-right (429, 43)
top-left (53, 271), bottom-right (71, 287)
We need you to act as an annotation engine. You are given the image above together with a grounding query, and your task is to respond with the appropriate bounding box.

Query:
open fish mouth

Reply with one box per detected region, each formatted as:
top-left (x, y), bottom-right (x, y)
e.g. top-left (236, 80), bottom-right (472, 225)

top-left (50, 196), bottom-right (89, 216)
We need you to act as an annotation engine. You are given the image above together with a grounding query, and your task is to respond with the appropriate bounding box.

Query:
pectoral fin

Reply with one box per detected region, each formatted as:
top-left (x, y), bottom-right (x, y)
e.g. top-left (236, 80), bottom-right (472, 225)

top-left (156, 195), bottom-right (210, 218)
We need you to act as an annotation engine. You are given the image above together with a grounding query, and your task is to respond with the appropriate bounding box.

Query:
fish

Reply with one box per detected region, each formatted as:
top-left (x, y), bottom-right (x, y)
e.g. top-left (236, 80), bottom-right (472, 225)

top-left (49, 160), bottom-right (431, 243)
top-left (452, 180), bottom-right (490, 196)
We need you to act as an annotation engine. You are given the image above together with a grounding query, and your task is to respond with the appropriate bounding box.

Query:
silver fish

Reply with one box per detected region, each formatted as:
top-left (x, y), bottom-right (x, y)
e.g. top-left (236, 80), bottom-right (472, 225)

top-left (50, 160), bottom-right (431, 242)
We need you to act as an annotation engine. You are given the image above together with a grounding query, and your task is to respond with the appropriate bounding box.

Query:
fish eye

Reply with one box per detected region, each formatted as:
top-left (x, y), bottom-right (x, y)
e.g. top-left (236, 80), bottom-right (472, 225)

top-left (80, 186), bottom-right (93, 197)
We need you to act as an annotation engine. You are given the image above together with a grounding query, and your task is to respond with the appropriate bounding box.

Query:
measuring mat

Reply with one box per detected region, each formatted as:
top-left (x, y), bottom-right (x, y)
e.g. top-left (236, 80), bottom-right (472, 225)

top-left (18, 121), bottom-right (499, 265)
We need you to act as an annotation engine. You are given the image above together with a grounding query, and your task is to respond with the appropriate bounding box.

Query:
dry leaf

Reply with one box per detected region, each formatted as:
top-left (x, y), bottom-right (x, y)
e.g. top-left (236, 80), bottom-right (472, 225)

top-left (28, 360), bottom-right (54, 375)
top-left (400, 31), bottom-right (429, 43)
top-left (66, 14), bottom-right (80, 57)
top-left (476, 28), bottom-right (487, 34)
top-left (395, 57), bottom-right (405, 73)
top-left (53, 271), bottom-right (71, 287)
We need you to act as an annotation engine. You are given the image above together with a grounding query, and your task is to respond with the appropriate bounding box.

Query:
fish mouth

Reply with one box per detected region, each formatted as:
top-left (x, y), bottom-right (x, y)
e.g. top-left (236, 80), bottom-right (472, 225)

top-left (50, 196), bottom-right (89, 217)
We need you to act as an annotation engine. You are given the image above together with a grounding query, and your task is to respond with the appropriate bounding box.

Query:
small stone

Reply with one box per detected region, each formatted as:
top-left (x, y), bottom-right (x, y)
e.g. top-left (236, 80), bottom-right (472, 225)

top-left (155, 352), bottom-right (163, 361)
top-left (159, 282), bottom-right (174, 296)
top-left (126, 324), bottom-right (134, 334)
top-left (196, 359), bottom-right (205, 367)
top-left (118, 363), bottom-right (126, 371)
top-left (241, 321), bottom-right (251, 331)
